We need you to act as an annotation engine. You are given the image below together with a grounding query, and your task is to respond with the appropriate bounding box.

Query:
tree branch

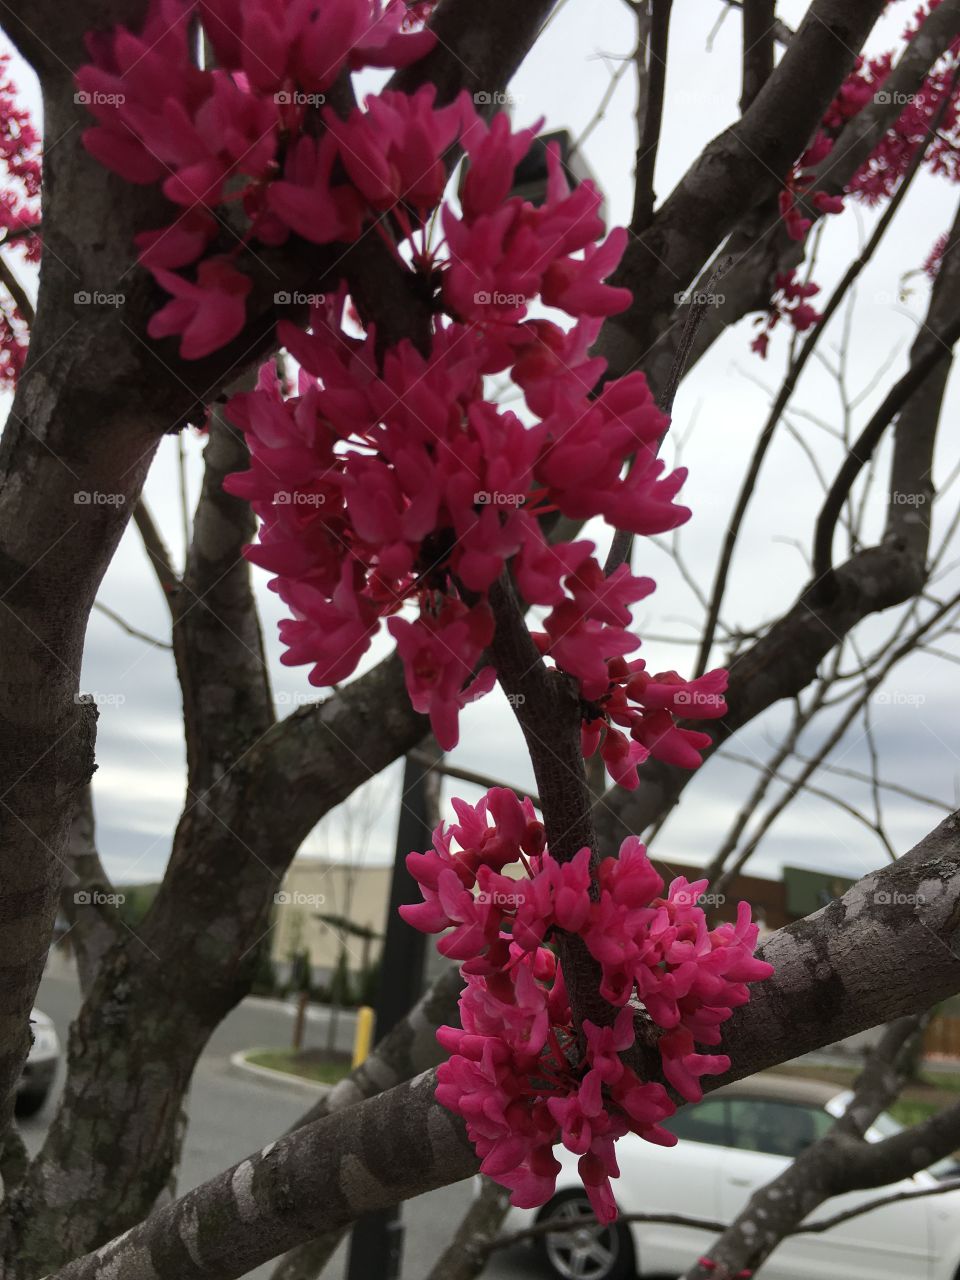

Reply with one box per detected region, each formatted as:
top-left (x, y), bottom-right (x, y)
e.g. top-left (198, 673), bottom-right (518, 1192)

top-left (59, 786), bottom-right (122, 998)
top-left (427, 1177), bottom-right (511, 1280)
top-left (42, 810), bottom-right (960, 1280)
top-left (631, 0), bottom-right (672, 232)
top-left (409, 751), bottom-right (541, 809)
top-left (268, 964), bottom-right (464, 1280)
top-left (92, 600), bottom-right (172, 650)
top-left (602, 0), bottom-right (888, 382)
top-left (132, 500), bottom-right (181, 609)
top-left (812, 311), bottom-right (960, 593)
top-left (0, 251), bottom-right (33, 326)
top-left (739, 0), bottom-right (776, 114)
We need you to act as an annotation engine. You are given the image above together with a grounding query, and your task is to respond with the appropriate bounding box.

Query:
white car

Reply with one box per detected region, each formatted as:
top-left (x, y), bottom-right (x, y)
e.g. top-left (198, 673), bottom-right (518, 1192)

top-left (16, 1009), bottom-right (60, 1117)
top-left (506, 1074), bottom-right (960, 1280)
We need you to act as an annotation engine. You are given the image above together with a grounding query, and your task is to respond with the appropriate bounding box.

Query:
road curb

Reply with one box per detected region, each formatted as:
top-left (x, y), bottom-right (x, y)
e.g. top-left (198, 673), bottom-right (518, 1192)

top-left (228, 1049), bottom-right (332, 1096)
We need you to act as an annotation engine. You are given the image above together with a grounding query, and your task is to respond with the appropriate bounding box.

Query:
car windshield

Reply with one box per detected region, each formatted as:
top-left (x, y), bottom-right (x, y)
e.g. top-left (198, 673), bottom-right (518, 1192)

top-left (828, 1090), bottom-right (960, 1180)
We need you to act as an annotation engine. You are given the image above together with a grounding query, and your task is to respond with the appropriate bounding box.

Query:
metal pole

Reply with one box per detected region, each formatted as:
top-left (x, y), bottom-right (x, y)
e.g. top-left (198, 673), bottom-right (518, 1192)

top-left (345, 739), bottom-right (442, 1280)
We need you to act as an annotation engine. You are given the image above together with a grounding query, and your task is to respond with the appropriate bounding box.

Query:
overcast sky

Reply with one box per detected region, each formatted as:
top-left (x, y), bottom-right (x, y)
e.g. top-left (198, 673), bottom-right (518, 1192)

top-left (3, 0), bottom-right (958, 892)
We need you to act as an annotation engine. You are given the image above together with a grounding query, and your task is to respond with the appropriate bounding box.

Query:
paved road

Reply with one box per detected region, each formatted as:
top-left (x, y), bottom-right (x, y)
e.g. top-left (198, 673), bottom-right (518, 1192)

top-left (27, 967), bottom-right (544, 1280)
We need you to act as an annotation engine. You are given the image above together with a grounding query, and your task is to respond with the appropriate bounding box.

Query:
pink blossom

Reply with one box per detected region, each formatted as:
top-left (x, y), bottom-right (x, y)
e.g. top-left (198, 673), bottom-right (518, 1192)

top-left (267, 133), bottom-right (364, 244)
top-left (405, 795), bottom-right (773, 1216)
top-left (388, 600), bottom-right (496, 750)
top-left (540, 226), bottom-right (632, 318)
top-left (147, 257), bottom-right (252, 358)
top-left (276, 567), bottom-right (380, 686)
top-left (326, 87), bottom-right (471, 212)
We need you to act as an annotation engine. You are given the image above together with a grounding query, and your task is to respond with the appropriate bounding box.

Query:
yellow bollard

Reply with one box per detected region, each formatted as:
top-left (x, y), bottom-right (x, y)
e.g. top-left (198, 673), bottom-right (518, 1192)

top-left (352, 1004), bottom-right (375, 1067)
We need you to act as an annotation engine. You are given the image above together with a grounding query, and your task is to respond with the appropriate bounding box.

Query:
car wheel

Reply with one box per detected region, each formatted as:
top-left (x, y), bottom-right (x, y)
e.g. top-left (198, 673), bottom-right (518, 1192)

top-left (536, 1189), bottom-right (636, 1280)
top-left (14, 1087), bottom-right (49, 1119)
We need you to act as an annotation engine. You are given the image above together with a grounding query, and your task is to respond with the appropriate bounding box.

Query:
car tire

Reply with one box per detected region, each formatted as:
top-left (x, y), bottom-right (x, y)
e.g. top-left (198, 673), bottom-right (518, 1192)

top-left (14, 1087), bottom-right (49, 1119)
top-left (536, 1188), bottom-right (636, 1280)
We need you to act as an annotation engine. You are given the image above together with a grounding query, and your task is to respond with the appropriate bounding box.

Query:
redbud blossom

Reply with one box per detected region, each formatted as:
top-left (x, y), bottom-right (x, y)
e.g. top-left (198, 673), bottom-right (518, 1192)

top-left (405, 791), bottom-right (773, 1219)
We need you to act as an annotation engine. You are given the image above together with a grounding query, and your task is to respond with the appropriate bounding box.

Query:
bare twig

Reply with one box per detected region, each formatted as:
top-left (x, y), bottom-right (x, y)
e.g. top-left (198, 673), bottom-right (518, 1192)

top-left (812, 312), bottom-right (960, 592)
top-left (0, 250), bottom-right (34, 326)
top-left (132, 499), bottom-right (181, 607)
top-left (631, 0), bottom-right (673, 232)
top-left (409, 751), bottom-right (541, 809)
top-left (92, 600), bottom-right (172, 650)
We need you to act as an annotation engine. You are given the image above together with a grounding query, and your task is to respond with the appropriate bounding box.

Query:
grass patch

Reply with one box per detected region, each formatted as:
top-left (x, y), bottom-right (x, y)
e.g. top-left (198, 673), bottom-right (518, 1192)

top-left (245, 1048), bottom-right (351, 1085)
top-left (889, 1098), bottom-right (941, 1127)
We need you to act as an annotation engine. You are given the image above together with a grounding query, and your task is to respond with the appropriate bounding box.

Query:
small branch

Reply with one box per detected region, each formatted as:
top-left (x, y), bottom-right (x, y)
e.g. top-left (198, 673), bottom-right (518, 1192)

top-left (132, 499), bottom-right (181, 608)
top-left (719, 0), bottom-right (793, 45)
top-left (568, 54), bottom-right (632, 164)
top-left (408, 751), bottom-right (541, 809)
top-left (59, 787), bottom-right (123, 997)
top-left (739, 0), bottom-right (776, 113)
top-left (702, 682), bottom-right (832, 886)
top-left (177, 432), bottom-right (190, 558)
top-left (712, 587), bottom-right (960, 892)
top-left (427, 1177), bottom-right (511, 1280)
top-left (812, 312), bottom-right (960, 593)
top-left (714, 752), bottom-right (906, 861)
top-left (92, 600), bottom-right (173, 650)
top-left (0, 250), bottom-right (34, 326)
top-left (0, 220), bottom-right (41, 247)
top-left (492, 1181), bottom-right (960, 1251)
top-left (631, 0), bottom-right (673, 232)
top-left (789, 753), bottom-right (953, 812)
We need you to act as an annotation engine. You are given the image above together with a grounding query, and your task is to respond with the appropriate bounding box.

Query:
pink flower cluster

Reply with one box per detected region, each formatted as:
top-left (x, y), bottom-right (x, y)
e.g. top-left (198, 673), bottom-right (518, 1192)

top-left (80, 0), bottom-right (714, 764)
top-left (750, 270), bottom-right (822, 360)
top-left (577, 657), bottom-right (728, 789)
top-left (402, 788), bottom-right (773, 1220)
top-left (0, 50), bottom-right (40, 386)
top-left (850, 67), bottom-right (960, 201)
top-left (223, 284), bottom-right (686, 747)
top-left (210, 94), bottom-right (691, 751)
top-left (76, 0), bottom-right (435, 356)
top-left (761, 2), bottom-right (960, 357)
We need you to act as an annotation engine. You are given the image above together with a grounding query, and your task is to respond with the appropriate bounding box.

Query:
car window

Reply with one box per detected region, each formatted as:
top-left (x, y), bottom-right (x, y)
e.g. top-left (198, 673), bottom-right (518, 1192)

top-left (725, 1099), bottom-right (834, 1158)
top-left (663, 1098), bottom-right (729, 1147)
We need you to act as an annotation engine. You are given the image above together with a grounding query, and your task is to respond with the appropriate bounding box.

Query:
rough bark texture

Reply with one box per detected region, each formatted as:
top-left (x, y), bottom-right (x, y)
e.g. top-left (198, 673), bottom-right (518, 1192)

top-left (59, 788), bottom-right (123, 999)
top-left (46, 1071), bottom-right (477, 1280)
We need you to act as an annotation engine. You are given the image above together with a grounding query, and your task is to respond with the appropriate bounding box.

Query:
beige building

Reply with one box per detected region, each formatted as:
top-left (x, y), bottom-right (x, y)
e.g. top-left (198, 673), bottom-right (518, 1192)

top-left (271, 859), bottom-right (392, 985)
